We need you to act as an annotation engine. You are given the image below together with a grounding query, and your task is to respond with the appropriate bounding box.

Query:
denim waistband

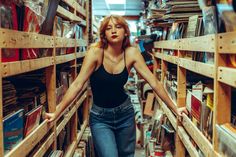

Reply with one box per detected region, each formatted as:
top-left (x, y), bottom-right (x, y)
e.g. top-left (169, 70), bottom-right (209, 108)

top-left (91, 96), bottom-right (132, 113)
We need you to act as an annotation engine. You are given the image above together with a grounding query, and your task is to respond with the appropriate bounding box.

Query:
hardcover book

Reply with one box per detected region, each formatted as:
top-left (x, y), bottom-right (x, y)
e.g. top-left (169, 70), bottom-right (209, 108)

top-left (24, 105), bottom-right (43, 137)
top-left (3, 109), bottom-right (24, 154)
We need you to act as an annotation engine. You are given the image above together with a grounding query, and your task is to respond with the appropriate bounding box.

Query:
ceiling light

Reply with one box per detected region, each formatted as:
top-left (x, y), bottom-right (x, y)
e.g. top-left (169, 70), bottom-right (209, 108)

top-left (106, 0), bottom-right (125, 4)
top-left (110, 11), bottom-right (125, 15)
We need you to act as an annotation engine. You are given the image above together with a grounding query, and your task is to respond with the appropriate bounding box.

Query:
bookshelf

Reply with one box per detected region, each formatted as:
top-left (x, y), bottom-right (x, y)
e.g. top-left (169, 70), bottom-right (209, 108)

top-left (0, 0), bottom-right (92, 156)
top-left (153, 32), bottom-right (236, 157)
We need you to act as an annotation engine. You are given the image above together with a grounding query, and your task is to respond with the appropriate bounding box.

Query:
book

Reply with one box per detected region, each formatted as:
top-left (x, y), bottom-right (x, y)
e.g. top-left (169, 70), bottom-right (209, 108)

top-left (24, 105), bottom-right (43, 137)
top-left (3, 109), bottom-right (24, 154)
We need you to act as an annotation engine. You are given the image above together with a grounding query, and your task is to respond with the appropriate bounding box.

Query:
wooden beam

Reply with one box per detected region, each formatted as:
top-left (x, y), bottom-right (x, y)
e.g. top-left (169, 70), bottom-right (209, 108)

top-left (182, 114), bottom-right (214, 157)
top-left (0, 28), bottom-right (54, 48)
top-left (2, 57), bottom-right (54, 78)
top-left (56, 54), bottom-right (76, 64)
top-left (218, 32), bottom-right (236, 54)
top-left (218, 67), bottom-right (236, 88)
top-left (0, 48), bottom-right (3, 157)
top-left (154, 40), bottom-right (179, 50)
top-left (33, 133), bottom-right (54, 157)
top-left (177, 127), bottom-right (199, 157)
top-left (178, 58), bottom-right (215, 78)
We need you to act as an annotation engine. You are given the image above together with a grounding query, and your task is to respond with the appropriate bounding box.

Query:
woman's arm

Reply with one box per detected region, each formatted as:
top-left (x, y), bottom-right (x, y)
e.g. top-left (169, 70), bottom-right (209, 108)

top-left (45, 47), bottom-right (98, 122)
top-left (129, 47), bottom-right (186, 116)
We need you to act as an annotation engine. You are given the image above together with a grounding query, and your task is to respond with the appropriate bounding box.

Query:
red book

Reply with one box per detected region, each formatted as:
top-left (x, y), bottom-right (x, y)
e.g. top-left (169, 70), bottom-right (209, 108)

top-left (191, 94), bottom-right (202, 122)
top-left (24, 105), bottom-right (43, 137)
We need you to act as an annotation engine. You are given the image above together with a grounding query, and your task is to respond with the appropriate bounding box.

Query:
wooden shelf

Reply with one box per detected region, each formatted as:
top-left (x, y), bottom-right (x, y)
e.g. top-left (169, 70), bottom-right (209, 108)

top-left (179, 35), bottom-right (215, 52)
top-left (57, 6), bottom-right (85, 24)
top-left (33, 133), bottom-right (54, 157)
top-left (2, 57), bottom-right (54, 78)
top-left (218, 32), bottom-right (236, 54)
top-left (76, 39), bottom-right (87, 47)
top-left (5, 121), bottom-right (53, 157)
top-left (178, 58), bottom-right (215, 78)
top-left (55, 37), bottom-right (76, 48)
top-left (155, 95), bottom-right (177, 130)
top-left (177, 126), bottom-right (199, 157)
top-left (0, 28), bottom-right (54, 48)
top-left (154, 53), bottom-right (178, 65)
top-left (64, 120), bottom-right (88, 157)
top-left (218, 67), bottom-right (236, 88)
top-left (154, 40), bottom-right (179, 50)
top-left (182, 114), bottom-right (214, 157)
top-left (154, 35), bottom-right (216, 52)
top-left (56, 54), bottom-right (76, 64)
top-left (56, 92), bottom-right (87, 135)
top-left (61, 0), bottom-right (86, 17)
top-left (76, 52), bottom-right (86, 58)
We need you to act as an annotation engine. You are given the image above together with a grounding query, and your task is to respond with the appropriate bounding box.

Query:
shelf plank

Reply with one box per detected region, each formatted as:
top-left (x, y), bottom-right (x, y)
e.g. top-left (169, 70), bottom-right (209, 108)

top-left (179, 35), bottom-right (216, 52)
top-left (155, 95), bottom-right (177, 130)
top-left (154, 52), bottom-right (163, 60)
top-left (64, 120), bottom-right (88, 157)
top-left (154, 35), bottom-right (216, 52)
top-left (56, 92), bottom-right (87, 135)
top-left (182, 114), bottom-right (214, 157)
top-left (154, 40), bottom-right (179, 50)
top-left (5, 121), bottom-right (53, 157)
top-left (218, 32), bottom-right (236, 54)
top-left (178, 58), bottom-right (215, 78)
top-left (57, 6), bottom-right (85, 23)
top-left (2, 57), bottom-right (54, 78)
top-left (33, 133), bottom-right (54, 157)
top-left (76, 39), bottom-right (87, 47)
top-left (177, 126), bottom-right (200, 157)
top-left (55, 37), bottom-right (75, 48)
top-left (76, 52), bottom-right (86, 58)
top-left (218, 67), bottom-right (236, 88)
top-left (0, 28), bottom-right (54, 48)
top-left (154, 53), bottom-right (178, 65)
top-left (56, 54), bottom-right (76, 64)
top-left (162, 54), bottom-right (178, 65)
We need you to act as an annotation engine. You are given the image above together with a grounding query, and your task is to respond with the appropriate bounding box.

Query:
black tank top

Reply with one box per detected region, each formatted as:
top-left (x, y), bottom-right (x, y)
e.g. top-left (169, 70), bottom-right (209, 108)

top-left (90, 49), bottom-right (129, 108)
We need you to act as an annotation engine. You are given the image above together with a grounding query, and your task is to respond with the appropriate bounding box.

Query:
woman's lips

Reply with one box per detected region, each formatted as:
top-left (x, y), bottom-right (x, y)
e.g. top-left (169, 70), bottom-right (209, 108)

top-left (111, 35), bottom-right (118, 38)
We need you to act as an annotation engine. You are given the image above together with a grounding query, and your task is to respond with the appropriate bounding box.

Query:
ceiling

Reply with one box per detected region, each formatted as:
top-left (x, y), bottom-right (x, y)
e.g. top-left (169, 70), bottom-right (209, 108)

top-left (92, 0), bottom-right (144, 16)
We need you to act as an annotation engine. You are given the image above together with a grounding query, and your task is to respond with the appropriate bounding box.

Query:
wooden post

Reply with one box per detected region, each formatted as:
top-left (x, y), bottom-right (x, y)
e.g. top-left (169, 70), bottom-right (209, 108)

top-left (213, 45), bottom-right (231, 151)
top-left (0, 48), bottom-right (4, 156)
top-left (175, 50), bottom-right (186, 157)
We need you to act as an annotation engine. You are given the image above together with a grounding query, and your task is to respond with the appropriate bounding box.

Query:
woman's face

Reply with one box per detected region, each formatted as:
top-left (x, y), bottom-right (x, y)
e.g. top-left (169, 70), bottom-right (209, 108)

top-left (104, 18), bottom-right (126, 45)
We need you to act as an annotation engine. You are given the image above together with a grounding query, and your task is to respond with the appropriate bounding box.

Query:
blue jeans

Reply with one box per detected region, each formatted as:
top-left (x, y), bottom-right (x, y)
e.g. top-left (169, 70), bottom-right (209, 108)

top-left (89, 97), bottom-right (136, 157)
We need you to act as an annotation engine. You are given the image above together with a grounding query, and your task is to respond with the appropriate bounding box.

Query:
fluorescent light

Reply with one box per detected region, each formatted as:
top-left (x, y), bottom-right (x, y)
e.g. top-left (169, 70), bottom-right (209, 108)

top-left (106, 0), bottom-right (125, 4)
top-left (110, 11), bottom-right (125, 15)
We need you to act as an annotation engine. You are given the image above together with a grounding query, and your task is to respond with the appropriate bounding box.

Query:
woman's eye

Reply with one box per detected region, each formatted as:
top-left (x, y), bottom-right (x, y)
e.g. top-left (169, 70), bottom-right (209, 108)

top-left (116, 25), bottom-right (122, 28)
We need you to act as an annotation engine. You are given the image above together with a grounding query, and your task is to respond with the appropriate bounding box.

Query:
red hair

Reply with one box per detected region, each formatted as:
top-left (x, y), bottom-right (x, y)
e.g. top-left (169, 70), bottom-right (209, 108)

top-left (94, 15), bottom-right (131, 49)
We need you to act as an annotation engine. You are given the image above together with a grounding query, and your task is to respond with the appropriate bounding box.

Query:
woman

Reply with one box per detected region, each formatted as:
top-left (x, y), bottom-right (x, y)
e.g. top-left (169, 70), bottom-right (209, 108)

top-left (45, 15), bottom-right (187, 157)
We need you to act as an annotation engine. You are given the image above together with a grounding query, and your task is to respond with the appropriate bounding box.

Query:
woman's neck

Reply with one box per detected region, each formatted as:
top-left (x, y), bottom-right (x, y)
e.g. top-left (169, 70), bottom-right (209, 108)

top-left (107, 44), bottom-right (123, 56)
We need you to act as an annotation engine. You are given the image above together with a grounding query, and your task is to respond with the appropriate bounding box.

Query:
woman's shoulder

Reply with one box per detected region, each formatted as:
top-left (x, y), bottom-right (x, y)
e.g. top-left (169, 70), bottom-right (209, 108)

top-left (125, 46), bottom-right (140, 56)
top-left (87, 45), bottom-right (103, 57)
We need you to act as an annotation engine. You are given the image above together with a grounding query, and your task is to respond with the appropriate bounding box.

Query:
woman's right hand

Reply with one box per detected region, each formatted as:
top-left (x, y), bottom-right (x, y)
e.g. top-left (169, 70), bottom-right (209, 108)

top-left (44, 112), bottom-right (57, 122)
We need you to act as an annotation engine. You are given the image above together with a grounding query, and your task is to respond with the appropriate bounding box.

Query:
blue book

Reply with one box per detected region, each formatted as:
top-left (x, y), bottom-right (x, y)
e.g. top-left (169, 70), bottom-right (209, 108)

top-left (3, 109), bottom-right (24, 154)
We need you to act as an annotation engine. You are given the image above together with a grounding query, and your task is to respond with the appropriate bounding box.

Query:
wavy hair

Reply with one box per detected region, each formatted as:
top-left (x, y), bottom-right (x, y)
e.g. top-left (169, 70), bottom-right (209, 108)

top-left (93, 15), bottom-right (131, 49)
